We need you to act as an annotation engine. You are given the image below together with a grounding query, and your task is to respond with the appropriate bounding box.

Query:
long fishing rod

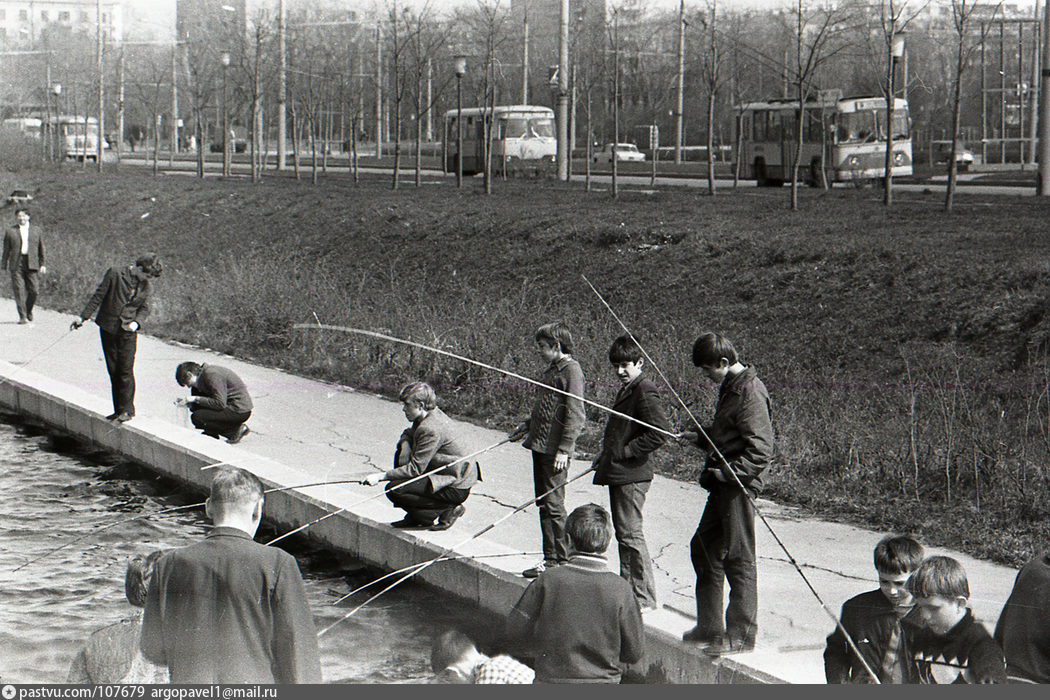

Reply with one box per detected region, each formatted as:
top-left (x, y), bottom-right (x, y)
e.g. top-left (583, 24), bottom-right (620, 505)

top-left (0, 328), bottom-right (75, 386)
top-left (265, 438), bottom-right (511, 546)
top-left (332, 550), bottom-right (544, 605)
top-left (292, 324), bottom-right (678, 440)
top-left (582, 274), bottom-right (883, 683)
top-left (317, 465), bottom-right (597, 638)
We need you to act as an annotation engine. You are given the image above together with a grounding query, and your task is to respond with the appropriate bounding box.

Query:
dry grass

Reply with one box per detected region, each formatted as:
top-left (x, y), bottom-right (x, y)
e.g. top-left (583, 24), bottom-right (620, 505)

top-left (4, 167), bottom-right (1049, 566)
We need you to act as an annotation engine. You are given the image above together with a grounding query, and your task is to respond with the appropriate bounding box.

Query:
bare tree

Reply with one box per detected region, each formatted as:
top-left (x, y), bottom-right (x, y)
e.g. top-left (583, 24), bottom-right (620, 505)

top-left (696, 1), bottom-right (732, 195)
top-left (945, 1), bottom-right (1002, 211)
top-left (179, 35), bottom-right (220, 178)
top-left (126, 47), bottom-right (171, 177)
top-left (404, 4), bottom-right (454, 187)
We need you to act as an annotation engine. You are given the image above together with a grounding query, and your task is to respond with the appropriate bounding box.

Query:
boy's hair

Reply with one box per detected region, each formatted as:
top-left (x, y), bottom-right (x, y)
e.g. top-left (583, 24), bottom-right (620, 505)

top-left (209, 467), bottom-right (264, 518)
top-left (124, 550), bottom-right (164, 608)
top-left (399, 382), bottom-right (437, 410)
top-left (608, 334), bottom-right (643, 364)
top-left (692, 332), bottom-right (739, 367)
top-left (535, 322), bottom-right (574, 355)
top-left (175, 361), bottom-right (203, 386)
top-left (431, 630), bottom-right (475, 673)
top-left (907, 555), bottom-right (970, 600)
top-left (14, 207), bottom-right (29, 217)
top-left (873, 535), bottom-right (925, 575)
top-left (135, 253), bottom-right (163, 278)
top-left (566, 503), bottom-right (612, 554)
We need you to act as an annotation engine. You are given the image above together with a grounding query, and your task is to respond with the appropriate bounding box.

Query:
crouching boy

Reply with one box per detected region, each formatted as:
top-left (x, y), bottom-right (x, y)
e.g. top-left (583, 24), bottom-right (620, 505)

top-left (907, 555), bottom-right (1006, 684)
top-left (506, 504), bottom-right (644, 683)
top-left (824, 535), bottom-right (925, 683)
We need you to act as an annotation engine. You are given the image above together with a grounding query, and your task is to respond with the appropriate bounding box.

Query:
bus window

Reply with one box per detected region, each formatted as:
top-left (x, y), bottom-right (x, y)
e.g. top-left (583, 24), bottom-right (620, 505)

top-left (767, 111), bottom-right (781, 141)
top-left (740, 113), bottom-right (752, 141)
top-left (528, 117), bottom-right (553, 138)
top-left (753, 110), bottom-right (767, 141)
top-left (837, 110), bottom-right (876, 143)
top-left (804, 108), bottom-right (825, 144)
top-left (502, 117), bottom-right (528, 139)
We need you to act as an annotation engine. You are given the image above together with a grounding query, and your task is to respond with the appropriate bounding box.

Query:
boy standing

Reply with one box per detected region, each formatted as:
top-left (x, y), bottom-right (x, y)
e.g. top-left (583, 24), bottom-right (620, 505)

top-left (994, 548), bottom-right (1050, 683)
top-left (592, 334), bottom-right (670, 611)
top-left (508, 322), bottom-right (585, 578)
top-left (907, 555), bottom-right (1006, 684)
top-left (506, 504), bottom-right (644, 684)
top-left (678, 332), bottom-right (774, 656)
top-left (824, 535), bottom-right (925, 683)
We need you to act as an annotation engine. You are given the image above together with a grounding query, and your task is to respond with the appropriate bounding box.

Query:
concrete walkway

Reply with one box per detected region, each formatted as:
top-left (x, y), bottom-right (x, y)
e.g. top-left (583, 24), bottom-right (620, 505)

top-left (0, 308), bottom-right (1022, 684)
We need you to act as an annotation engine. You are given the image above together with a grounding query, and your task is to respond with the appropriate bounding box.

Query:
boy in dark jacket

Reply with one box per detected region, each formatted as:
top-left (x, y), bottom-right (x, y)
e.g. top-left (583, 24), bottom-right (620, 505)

top-left (907, 556), bottom-right (1006, 684)
top-left (175, 362), bottom-right (253, 444)
top-left (592, 334), bottom-right (670, 611)
top-left (994, 548), bottom-right (1050, 683)
top-left (506, 503), bottom-right (643, 683)
top-left (824, 535), bottom-right (925, 683)
top-left (678, 332), bottom-right (774, 656)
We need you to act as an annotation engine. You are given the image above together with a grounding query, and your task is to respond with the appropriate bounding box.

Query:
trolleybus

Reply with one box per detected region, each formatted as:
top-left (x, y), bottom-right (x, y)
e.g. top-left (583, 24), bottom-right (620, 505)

top-left (442, 104), bottom-right (556, 175)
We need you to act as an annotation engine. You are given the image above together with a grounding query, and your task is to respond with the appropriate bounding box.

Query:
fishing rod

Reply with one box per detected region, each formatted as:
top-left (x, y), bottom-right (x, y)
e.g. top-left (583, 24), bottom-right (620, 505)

top-left (332, 550), bottom-right (544, 605)
top-left (317, 465), bottom-right (597, 637)
top-left (265, 438), bottom-right (511, 546)
top-left (292, 324), bottom-right (678, 440)
top-left (582, 274), bottom-right (883, 683)
top-left (0, 328), bottom-right (75, 387)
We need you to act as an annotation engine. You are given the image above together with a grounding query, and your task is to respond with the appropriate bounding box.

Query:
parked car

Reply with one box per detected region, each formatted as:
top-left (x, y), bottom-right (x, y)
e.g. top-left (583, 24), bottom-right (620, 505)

top-left (593, 143), bottom-right (645, 163)
top-left (932, 140), bottom-right (974, 171)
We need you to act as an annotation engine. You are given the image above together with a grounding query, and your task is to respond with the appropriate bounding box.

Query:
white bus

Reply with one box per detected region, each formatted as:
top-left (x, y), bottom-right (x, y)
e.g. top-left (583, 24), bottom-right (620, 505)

top-left (442, 105), bottom-right (556, 175)
top-left (737, 95), bottom-right (912, 185)
top-left (46, 115), bottom-right (108, 161)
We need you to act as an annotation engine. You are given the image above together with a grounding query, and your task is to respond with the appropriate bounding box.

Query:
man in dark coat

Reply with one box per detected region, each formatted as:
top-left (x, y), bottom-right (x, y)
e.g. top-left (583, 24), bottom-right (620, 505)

top-left (140, 467), bottom-right (322, 683)
top-left (1, 207), bottom-right (46, 324)
top-left (72, 254), bottom-right (162, 422)
top-left (175, 361), bottom-right (253, 443)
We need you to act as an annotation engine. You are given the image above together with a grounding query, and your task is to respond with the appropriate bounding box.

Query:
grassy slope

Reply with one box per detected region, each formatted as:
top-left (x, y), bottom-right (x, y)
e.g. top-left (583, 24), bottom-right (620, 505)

top-left (6, 168), bottom-right (1050, 566)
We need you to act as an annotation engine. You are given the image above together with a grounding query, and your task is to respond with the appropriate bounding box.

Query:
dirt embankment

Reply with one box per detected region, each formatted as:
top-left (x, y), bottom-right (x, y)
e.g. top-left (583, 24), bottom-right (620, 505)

top-left (4, 168), bottom-right (1050, 566)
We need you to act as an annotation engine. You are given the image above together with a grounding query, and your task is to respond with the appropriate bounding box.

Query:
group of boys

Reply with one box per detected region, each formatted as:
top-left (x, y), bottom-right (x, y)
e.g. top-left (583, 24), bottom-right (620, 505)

top-left (509, 322), bottom-right (774, 661)
top-left (826, 534), bottom-right (1048, 684)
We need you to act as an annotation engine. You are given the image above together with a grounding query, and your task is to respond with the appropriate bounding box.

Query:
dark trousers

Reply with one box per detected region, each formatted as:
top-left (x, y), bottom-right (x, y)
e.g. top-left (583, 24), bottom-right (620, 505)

top-left (609, 481), bottom-right (656, 608)
top-left (99, 328), bottom-right (137, 415)
top-left (10, 256), bottom-right (38, 321)
top-left (191, 407), bottom-right (251, 439)
top-left (386, 478), bottom-right (469, 524)
top-left (532, 450), bottom-right (568, 565)
top-left (689, 484), bottom-right (758, 645)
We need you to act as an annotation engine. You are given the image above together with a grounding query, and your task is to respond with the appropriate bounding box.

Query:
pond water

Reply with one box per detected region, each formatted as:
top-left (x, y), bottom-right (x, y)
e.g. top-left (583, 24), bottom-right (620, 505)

top-left (0, 415), bottom-right (503, 684)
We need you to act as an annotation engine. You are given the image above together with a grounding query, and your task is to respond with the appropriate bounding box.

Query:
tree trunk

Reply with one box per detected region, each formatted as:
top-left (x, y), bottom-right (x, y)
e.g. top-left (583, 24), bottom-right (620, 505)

top-left (706, 90), bottom-right (717, 195)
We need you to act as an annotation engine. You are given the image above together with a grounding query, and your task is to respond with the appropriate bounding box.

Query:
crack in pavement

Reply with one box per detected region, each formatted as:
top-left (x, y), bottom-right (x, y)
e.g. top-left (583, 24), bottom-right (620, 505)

top-left (758, 555), bottom-right (869, 582)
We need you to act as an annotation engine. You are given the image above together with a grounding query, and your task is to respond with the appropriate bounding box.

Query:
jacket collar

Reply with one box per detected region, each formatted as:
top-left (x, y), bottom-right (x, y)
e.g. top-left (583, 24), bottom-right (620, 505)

top-left (549, 355), bottom-right (574, 372)
top-left (206, 525), bottom-right (255, 541)
top-left (564, 552), bottom-right (610, 572)
top-left (720, 365), bottom-right (757, 395)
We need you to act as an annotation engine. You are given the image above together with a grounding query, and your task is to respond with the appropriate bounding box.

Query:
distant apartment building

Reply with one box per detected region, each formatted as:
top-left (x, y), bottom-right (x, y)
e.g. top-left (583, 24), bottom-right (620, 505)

top-left (0, 0), bottom-right (123, 45)
top-left (913, 0), bottom-right (1036, 30)
top-left (175, 0), bottom-right (245, 46)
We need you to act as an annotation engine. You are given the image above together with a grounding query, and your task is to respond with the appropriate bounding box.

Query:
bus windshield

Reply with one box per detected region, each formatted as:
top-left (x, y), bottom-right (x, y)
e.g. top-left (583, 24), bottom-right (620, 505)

top-left (502, 116), bottom-right (554, 139)
top-left (837, 108), bottom-right (909, 143)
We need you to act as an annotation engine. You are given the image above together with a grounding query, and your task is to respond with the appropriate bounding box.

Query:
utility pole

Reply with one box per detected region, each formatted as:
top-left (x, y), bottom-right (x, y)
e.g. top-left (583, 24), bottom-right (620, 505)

top-left (675, 0), bottom-right (685, 164)
top-left (425, 57), bottom-right (433, 141)
top-left (376, 24), bottom-right (383, 160)
top-left (557, 0), bottom-right (569, 180)
top-left (278, 0), bottom-right (287, 170)
top-left (117, 49), bottom-right (124, 159)
top-left (1039, 0), bottom-right (1050, 193)
top-left (96, 0), bottom-right (104, 171)
top-left (522, 8), bottom-right (529, 104)
top-left (170, 45), bottom-right (178, 165)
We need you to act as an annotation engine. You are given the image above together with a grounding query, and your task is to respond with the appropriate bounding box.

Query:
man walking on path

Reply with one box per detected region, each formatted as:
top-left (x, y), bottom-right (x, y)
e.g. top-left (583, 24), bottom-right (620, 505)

top-left (140, 467), bottom-right (322, 683)
top-left (71, 254), bottom-right (162, 422)
top-left (2, 208), bottom-right (45, 324)
top-left (678, 332), bottom-right (774, 657)
top-left (175, 361), bottom-right (253, 444)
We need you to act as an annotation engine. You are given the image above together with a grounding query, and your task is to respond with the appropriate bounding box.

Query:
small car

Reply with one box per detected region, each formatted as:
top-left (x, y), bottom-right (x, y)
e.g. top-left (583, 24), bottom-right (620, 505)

top-left (932, 141), bottom-right (974, 171)
top-left (593, 143), bottom-right (645, 163)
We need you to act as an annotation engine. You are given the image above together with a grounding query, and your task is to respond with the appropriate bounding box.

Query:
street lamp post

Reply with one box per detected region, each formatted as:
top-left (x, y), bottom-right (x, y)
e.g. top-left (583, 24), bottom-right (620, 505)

top-left (50, 84), bottom-right (62, 161)
top-left (221, 51), bottom-right (231, 176)
top-left (884, 32), bottom-right (905, 206)
top-left (454, 55), bottom-right (467, 188)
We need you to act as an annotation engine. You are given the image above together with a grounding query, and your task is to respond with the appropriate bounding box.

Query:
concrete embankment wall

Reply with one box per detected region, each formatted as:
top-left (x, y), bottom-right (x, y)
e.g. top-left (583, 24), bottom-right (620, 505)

top-left (0, 362), bottom-right (778, 684)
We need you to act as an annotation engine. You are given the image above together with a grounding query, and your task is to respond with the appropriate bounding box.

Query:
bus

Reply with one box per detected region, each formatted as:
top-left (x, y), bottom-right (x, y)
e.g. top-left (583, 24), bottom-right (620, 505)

top-left (442, 105), bottom-right (556, 175)
top-left (737, 95), bottom-right (911, 185)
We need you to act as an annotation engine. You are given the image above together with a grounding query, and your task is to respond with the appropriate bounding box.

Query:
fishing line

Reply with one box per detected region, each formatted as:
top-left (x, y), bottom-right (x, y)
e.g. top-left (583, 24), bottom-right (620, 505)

top-left (0, 328), bottom-right (76, 386)
top-left (582, 274), bottom-right (882, 682)
top-left (292, 324), bottom-right (678, 439)
top-left (265, 438), bottom-right (510, 546)
top-left (317, 465), bottom-right (597, 637)
top-left (332, 550), bottom-right (544, 605)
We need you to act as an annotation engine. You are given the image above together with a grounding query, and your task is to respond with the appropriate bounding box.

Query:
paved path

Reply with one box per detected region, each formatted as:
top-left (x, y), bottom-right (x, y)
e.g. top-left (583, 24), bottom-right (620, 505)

top-left (0, 307), bottom-right (1022, 683)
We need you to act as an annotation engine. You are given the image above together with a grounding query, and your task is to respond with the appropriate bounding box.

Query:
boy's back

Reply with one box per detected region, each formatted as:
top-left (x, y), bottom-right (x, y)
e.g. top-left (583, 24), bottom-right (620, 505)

top-left (506, 553), bottom-right (643, 683)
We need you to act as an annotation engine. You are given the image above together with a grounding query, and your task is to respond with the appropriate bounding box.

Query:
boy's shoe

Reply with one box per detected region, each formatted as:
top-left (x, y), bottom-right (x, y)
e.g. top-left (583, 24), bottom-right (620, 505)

top-left (227, 424), bottom-right (250, 445)
top-left (682, 627), bottom-right (720, 645)
top-left (391, 517), bottom-right (431, 529)
top-left (702, 637), bottom-right (755, 657)
top-left (430, 504), bottom-right (465, 531)
top-left (105, 412), bottom-right (120, 421)
top-left (113, 412), bottom-right (134, 423)
top-left (522, 560), bottom-right (558, 578)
